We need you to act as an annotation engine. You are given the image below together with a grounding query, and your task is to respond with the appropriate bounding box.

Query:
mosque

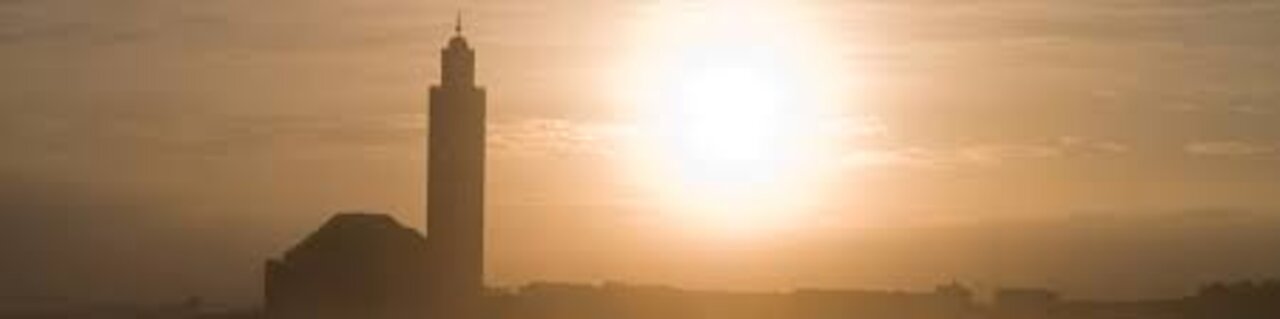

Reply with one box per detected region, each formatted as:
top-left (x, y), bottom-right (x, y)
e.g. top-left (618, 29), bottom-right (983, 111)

top-left (264, 17), bottom-right (487, 319)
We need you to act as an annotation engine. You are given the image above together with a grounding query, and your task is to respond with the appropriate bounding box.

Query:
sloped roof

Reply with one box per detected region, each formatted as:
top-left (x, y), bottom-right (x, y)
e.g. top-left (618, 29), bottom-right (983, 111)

top-left (282, 213), bottom-right (427, 265)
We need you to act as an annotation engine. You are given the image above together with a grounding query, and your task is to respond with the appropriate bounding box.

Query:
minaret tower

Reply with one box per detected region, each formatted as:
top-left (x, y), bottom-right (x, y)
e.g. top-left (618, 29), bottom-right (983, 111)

top-left (427, 13), bottom-right (486, 318)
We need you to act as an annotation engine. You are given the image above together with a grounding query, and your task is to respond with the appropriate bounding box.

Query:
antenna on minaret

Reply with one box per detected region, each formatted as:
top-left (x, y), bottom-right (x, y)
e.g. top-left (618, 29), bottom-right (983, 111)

top-left (454, 11), bottom-right (463, 35)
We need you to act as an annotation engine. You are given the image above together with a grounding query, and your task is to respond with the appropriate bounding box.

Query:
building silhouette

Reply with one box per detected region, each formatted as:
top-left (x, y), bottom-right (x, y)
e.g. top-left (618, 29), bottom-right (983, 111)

top-left (264, 17), bottom-right (487, 319)
top-left (426, 14), bottom-right (488, 319)
top-left (264, 214), bottom-right (429, 319)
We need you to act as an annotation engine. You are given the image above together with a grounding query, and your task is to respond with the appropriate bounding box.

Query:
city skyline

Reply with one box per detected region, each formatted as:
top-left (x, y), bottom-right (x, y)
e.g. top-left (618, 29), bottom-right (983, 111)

top-left (3, 0), bottom-right (1280, 309)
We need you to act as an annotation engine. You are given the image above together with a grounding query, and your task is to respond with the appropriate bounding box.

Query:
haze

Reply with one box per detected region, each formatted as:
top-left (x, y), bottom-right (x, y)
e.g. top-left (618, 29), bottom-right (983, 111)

top-left (3, 0), bottom-right (1280, 307)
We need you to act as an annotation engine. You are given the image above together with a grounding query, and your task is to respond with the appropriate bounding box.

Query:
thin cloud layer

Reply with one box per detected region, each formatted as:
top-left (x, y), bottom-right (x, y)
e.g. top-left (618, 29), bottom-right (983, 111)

top-left (1186, 141), bottom-right (1277, 157)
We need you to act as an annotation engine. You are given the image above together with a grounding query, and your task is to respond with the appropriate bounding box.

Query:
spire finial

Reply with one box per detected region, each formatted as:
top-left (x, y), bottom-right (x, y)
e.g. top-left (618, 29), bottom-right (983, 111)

top-left (454, 11), bottom-right (463, 35)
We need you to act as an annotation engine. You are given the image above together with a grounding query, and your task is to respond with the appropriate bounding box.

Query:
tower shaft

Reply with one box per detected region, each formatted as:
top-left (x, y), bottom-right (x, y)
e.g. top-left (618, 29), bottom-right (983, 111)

top-left (427, 31), bottom-right (486, 318)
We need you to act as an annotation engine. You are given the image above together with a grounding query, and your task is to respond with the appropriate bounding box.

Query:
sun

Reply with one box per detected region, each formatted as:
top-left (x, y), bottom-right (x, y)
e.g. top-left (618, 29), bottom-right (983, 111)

top-left (658, 51), bottom-right (802, 190)
top-left (620, 0), bottom-right (848, 235)
top-left (649, 54), bottom-right (819, 234)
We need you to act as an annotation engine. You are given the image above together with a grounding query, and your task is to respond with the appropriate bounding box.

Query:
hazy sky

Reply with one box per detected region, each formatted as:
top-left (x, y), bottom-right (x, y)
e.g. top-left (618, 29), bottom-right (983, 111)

top-left (3, 0), bottom-right (1280, 306)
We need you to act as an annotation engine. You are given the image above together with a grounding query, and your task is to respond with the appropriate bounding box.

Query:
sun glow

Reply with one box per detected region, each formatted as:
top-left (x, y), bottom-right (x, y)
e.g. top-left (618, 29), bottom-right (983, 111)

top-left (622, 0), bottom-right (849, 235)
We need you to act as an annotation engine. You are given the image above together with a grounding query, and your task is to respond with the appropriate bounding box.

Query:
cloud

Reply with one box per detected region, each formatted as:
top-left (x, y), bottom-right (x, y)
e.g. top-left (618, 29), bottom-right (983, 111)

top-left (845, 136), bottom-right (1131, 169)
top-left (958, 144), bottom-right (1064, 164)
top-left (487, 118), bottom-right (634, 158)
top-left (960, 137), bottom-right (1132, 164)
top-left (1185, 141), bottom-right (1277, 156)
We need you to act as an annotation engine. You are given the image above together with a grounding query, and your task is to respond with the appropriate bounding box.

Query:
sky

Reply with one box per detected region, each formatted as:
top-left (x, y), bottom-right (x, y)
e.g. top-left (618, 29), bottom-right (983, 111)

top-left (3, 0), bottom-right (1280, 307)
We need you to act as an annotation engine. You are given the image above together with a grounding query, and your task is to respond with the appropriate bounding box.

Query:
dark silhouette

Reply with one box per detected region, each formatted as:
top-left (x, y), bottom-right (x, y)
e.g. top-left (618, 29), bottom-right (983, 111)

top-left (425, 13), bottom-right (488, 319)
top-left (264, 17), bottom-right (487, 319)
top-left (264, 213), bottom-right (429, 319)
top-left (11, 280), bottom-right (1280, 319)
top-left (1185, 280), bottom-right (1280, 319)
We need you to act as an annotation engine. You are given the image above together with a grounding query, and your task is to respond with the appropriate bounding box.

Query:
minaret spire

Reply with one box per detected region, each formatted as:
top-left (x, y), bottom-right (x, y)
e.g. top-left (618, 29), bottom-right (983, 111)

top-left (454, 11), bottom-right (463, 36)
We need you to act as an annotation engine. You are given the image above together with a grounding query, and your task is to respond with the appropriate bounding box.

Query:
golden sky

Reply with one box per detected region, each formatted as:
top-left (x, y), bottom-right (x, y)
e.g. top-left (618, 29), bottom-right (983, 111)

top-left (3, 0), bottom-right (1280, 306)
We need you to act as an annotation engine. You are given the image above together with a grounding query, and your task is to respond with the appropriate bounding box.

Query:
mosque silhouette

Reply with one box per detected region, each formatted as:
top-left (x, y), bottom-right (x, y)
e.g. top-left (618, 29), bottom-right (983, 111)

top-left (265, 17), bottom-right (486, 319)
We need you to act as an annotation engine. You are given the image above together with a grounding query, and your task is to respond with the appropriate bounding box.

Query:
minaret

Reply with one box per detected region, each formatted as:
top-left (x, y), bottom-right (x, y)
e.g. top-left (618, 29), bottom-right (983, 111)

top-left (427, 14), bottom-right (486, 319)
